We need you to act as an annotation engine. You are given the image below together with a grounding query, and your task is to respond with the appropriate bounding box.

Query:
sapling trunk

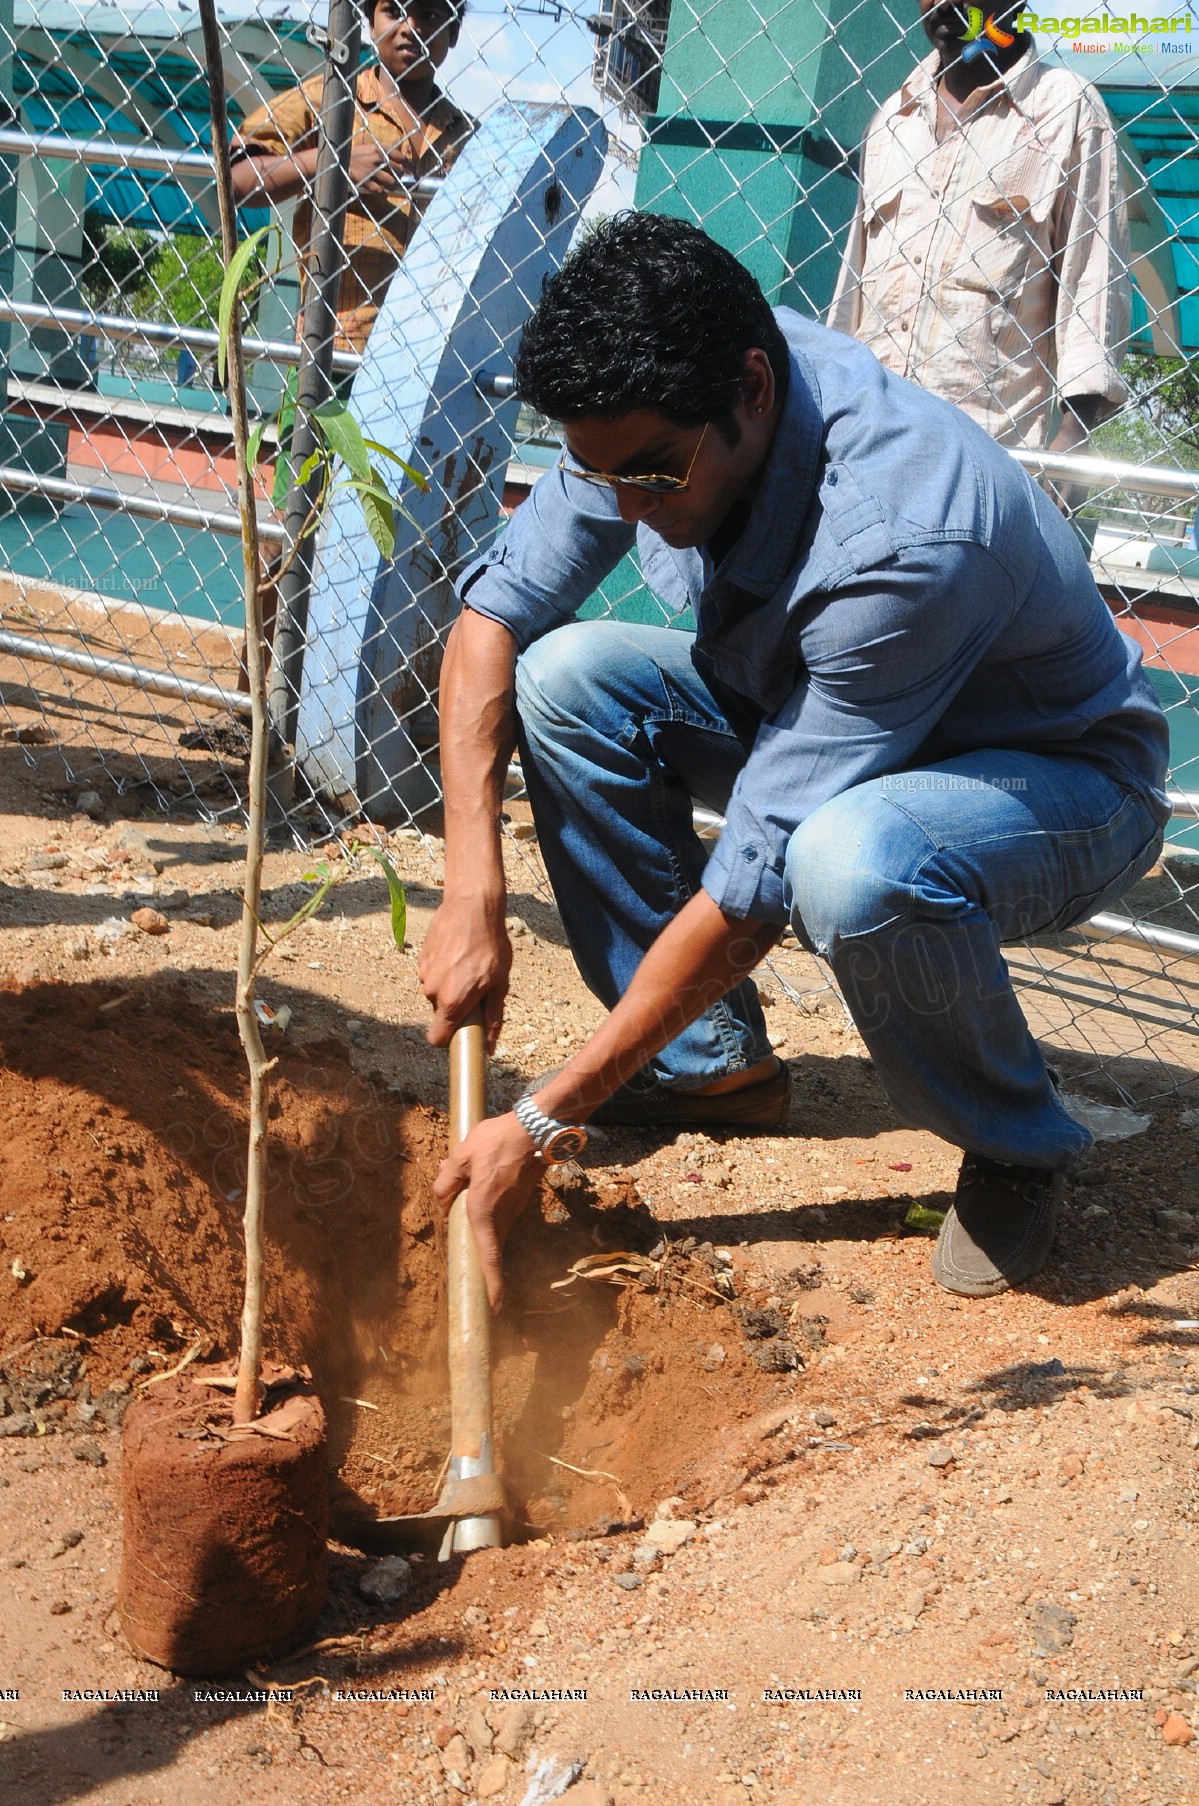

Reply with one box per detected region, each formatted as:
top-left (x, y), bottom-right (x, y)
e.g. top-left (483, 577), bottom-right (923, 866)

top-left (200, 0), bottom-right (271, 1425)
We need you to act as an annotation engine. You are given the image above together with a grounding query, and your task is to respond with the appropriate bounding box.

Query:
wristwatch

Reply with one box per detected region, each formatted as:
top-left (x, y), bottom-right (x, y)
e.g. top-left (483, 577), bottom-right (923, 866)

top-left (513, 1091), bottom-right (588, 1165)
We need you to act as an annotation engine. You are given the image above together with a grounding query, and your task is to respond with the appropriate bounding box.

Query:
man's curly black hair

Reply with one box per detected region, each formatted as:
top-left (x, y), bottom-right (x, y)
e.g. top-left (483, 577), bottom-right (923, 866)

top-left (514, 212), bottom-right (789, 446)
top-left (362, 0), bottom-right (466, 23)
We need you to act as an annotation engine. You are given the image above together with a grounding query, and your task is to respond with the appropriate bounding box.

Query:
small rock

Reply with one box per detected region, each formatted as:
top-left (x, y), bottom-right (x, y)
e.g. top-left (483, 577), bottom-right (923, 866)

top-left (795, 1315), bottom-right (828, 1348)
top-left (131, 907), bottom-right (169, 936)
top-left (1031, 1601), bottom-right (1077, 1655)
top-left (358, 1555), bottom-right (411, 1603)
top-left (476, 1753), bottom-right (512, 1799)
top-left (903, 1588), bottom-right (928, 1619)
top-left (614, 1572), bottom-right (643, 1590)
top-left (928, 1447), bottom-right (954, 1469)
top-left (94, 1388), bottom-right (131, 1430)
top-left (644, 1518), bottom-right (697, 1556)
top-left (76, 790), bottom-right (104, 818)
top-left (28, 851), bottom-right (69, 871)
top-left (63, 934), bottom-right (90, 961)
top-left (1117, 1487), bottom-right (1139, 1504)
top-left (753, 1339), bottom-right (801, 1373)
top-left (48, 1600), bottom-right (71, 1615)
top-left (462, 1604), bottom-right (489, 1627)
top-left (812, 1407), bottom-right (838, 1429)
top-left (492, 1702), bottom-right (534, 1759)
top-left (115, 826), bottom-right (152, 857)
top-left (73, 1440), bottom-right (106, 1467)
top-left (819, 1563), bottom-right (861, 1587)
top-left (1161, 1712), bottom-right (1194, 1747)
top-left (463, 1707), bottom-right (493, 1757)
top-left (701, 1343), bottom-right (727, 1371)
top-left (1058, 1452), bottom-right (1085, 1482)
top-left (50, 1529), bottom-right (84, 1558)
top-left (0, 1414), bottom-right (37, 1439)
top-left (561, 1784), bottom-right (612, 1806)
top-left (505, 916), bottom-right (529, 938)
top-left (440, 1733), bottom-right (471, 1777)
top-left (706, 1162), bottom-right (732, 1188)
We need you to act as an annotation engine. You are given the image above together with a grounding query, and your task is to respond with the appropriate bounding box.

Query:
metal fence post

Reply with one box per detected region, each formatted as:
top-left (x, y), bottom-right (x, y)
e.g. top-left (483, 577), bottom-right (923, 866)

top-left (266, 0), bottom-right (362, 814)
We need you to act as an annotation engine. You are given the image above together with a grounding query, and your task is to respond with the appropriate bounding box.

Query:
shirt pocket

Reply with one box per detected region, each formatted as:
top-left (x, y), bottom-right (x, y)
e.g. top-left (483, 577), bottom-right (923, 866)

top-left (860, 178), bottom-right (911, 318)
top-left (955, 152), bottom-right (1060, 302)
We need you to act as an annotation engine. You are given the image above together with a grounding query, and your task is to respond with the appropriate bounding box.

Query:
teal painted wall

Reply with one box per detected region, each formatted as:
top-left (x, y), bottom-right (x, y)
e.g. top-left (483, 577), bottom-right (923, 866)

top-left (634, 0), bottom-right (913, 314)
top-left (592, 0), bottom-right (916, 624)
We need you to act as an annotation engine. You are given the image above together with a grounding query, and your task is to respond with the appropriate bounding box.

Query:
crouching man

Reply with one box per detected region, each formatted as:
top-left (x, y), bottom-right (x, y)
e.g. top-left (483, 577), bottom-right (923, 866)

top-left (419, 212), bottom-right (1168, 1310)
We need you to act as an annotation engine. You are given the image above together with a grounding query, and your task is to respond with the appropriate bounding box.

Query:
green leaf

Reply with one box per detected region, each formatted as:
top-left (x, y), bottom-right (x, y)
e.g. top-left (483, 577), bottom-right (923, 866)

top-left (246, 422), bottom-right (265, 468)
top-left (298, 447), bottom-right (324, 486)
top-left (354, 479), bottom-right (397, 559)
top-left (217, 225), bottom-right (274, 386)
top-left (275, 862), bottom-right (339, 939)
top-left (270, 365), bottom-right (300, 507)
top-left (371, 849), bottom-right (407, 950)
top-left (313, 398), bottom-right (372, 484)
top-left (362, 439), bottom-right (430, 492)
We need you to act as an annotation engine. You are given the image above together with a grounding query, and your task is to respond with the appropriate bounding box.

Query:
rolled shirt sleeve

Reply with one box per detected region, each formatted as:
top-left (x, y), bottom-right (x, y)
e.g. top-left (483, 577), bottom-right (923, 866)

top-left (826, 172), bottom-right (869, 340)
top-left (456, 467), bottom-right (636, 651)
top-left (1054, 97), bottom-right (1131, 419)
top-left (232, 79), bottom-right (319, 163)
top-left (702, 542), bottom-right (1019, 922)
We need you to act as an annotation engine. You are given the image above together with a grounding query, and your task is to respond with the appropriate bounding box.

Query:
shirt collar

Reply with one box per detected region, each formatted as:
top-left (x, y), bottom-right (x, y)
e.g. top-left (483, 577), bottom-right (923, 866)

top-left (902, 36), bottom-right (1040, 128)
top-left (358, 64), bottom-right (453, 126)
top-left (715, 312), bottom-right (824, 600)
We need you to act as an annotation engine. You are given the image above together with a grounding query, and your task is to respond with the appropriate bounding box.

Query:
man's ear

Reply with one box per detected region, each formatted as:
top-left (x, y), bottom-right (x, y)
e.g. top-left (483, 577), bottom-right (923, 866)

top-left (741, 347), bottom-right (775, 416)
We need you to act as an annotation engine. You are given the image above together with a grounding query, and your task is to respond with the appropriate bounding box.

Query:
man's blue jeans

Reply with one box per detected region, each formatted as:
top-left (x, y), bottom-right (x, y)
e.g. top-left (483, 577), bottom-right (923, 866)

top-left (514, 620), bottom-right (1164, 1170)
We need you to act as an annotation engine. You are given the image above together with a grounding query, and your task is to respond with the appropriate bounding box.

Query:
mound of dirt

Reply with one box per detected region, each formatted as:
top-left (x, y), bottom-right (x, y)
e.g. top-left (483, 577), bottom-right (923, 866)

top-left (0, 975), bottom-right (788, 1532)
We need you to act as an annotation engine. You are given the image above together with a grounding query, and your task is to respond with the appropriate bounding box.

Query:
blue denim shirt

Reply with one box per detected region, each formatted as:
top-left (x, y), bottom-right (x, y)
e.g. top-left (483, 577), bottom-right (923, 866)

top-left (458, 309), bottom-right (1169, 923)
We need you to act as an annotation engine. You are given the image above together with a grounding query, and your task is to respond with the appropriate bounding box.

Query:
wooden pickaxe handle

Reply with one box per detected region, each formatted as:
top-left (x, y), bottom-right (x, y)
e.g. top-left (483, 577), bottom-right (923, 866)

top-left (443, 1008), bottom-right (502, 1550)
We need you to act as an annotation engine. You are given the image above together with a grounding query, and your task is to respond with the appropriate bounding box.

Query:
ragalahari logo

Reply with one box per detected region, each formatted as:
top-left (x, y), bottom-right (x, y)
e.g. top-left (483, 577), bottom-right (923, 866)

top-left (960, 6), bottom-right (1019, 56)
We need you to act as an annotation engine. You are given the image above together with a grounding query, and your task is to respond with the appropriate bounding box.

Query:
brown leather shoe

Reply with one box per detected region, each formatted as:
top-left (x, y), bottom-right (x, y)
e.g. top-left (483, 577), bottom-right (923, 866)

top-left (590, 1060), bottom-right (791, 1132)
top-left (932, 1153), bottom-right (1062, 1297)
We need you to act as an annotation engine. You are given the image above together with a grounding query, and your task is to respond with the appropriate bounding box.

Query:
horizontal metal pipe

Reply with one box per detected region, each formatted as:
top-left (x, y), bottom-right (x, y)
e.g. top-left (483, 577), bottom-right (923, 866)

top-left (0, 462), bottom-right (285, 544)
top-left (0, 127), bottom-right (216, 179)
top-left (0, 628), bottom-right (251, 717)
top-left (0, 126), bottom-right (439, 208)
top-left (1012, 446), bottom-right (1199, 499)
top-left (1079, 911), bottom-right (1199, 961)
top-left (475, 369), bottom-right (517, 400)
top-left (0, 298), bottom-right (361, 377)
top-left (1167, 790), bottom-right (1199, 820)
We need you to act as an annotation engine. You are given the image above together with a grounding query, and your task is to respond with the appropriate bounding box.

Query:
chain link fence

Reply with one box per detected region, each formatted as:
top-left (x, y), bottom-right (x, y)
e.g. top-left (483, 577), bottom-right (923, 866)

top-left (0, 0), bottom-right (1196, 1102)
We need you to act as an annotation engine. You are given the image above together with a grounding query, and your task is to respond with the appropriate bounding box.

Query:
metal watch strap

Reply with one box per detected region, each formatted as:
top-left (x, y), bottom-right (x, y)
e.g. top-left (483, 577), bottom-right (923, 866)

top-left (514, 1090), bottom-right (581, 1155)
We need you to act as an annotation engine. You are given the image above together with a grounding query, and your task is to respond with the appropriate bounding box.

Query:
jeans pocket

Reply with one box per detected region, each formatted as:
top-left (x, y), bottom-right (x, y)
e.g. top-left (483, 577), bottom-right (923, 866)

top-left (1041, 822), bottom-right (1164, 936)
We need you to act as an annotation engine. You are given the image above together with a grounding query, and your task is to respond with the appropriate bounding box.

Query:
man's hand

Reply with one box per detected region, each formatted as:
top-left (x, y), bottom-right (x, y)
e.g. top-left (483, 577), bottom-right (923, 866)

top-left (348, 140), bottom-right (415, 201)
top-left (419, 896), bottom-right (512, 1053)
top-left (432, 1113), bottom-right (541, 1312)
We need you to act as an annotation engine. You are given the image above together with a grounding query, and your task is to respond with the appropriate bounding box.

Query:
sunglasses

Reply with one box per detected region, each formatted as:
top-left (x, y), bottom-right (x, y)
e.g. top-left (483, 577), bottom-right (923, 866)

top-left (558, 422), bottom-right (710, 495)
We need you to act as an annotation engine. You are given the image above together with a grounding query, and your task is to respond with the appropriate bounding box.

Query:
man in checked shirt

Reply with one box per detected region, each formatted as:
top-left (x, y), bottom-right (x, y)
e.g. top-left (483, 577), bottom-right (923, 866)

top-left (828, 0), bottom-right (1130, 468)
top-left (231, 0), bottom-right (472, 355)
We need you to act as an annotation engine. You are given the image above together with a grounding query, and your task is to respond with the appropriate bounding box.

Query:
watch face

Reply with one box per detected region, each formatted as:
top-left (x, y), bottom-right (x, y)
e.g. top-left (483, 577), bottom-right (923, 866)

top-left (542, 1125), bottom-right (588, 1164)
